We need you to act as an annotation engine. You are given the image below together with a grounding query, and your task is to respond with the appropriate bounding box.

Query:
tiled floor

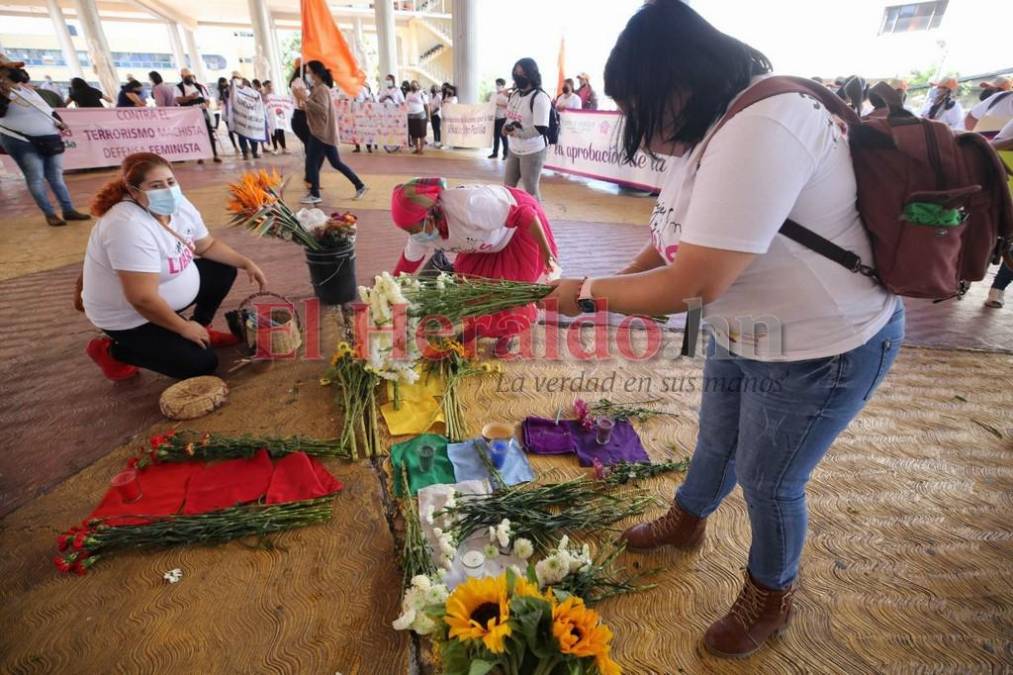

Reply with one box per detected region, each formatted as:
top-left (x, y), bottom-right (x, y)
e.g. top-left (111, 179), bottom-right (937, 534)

top-left (0, 146), bottom-right (1009, 516)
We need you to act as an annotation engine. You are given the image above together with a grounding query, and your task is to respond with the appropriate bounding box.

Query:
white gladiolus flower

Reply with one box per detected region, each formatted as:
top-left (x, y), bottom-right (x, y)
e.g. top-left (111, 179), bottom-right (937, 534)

top-left (488, 526), bottom-right (497, 543)
top-left (410, 575), bottom-right (431, 592)
top-left (432, 527), bottom-right (443, 538)
top-left (513, 538), bottom-right (534, 560)
top-left (392, 608), bottom-right (416, 631)
top-left (436, 567), bottom-right (448, 581)
top-left (422, 504), bottom-right (435, 526)
top-left (495, 519), bottom-right (512, 548)
top-left (558, 535), bottom-right (570, 552)
top-left (412, 613), bottom-right (437, 635)
top-left (358, 286), bottom-right (370, 303)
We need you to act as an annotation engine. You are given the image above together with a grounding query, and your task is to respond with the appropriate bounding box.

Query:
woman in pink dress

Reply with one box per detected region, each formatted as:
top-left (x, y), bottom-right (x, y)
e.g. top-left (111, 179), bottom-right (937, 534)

top-left (390, 177), bottom-right (559, 343)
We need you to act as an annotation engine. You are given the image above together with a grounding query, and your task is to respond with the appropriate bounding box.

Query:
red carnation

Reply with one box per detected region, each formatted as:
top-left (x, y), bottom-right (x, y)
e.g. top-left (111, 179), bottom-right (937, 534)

top-left (56, 533), bottom-right (71, 551)
top-left (71, 561), bottom-right (88, 576)
top-left (53, 556), bottom-right (71, 573)
top-left (72, 531), bottom-right (88, 550)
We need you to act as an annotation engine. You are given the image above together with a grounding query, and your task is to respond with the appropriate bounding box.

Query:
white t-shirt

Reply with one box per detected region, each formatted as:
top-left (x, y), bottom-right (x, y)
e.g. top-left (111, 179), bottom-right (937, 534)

top-left (556, 93), bottom-right (582, 110)
top-left (406, 91), bottom-right (426, 115)
top-left (505, 89), bottom-right (551, 155)
top-left (970, 91), bottom-right (1013, 121)
top-left (994, 118), bottom-right (1013, 143)
top-left (402, 185), bottom-right (518, 263)
top-left (380, 86), bottom-right (405, 106)
top-left (83, 197), bottom-right (209, 330)
top-left (430, 93), bottom-right (442, 115)
top-left (920, 95), bottom-right (965, 130)
top-left (2, 86), bottom-right (60, 136)
top-left (494, 90), bottom-right (509, 119)
top-left (650, 85), bottom-right (896, 361)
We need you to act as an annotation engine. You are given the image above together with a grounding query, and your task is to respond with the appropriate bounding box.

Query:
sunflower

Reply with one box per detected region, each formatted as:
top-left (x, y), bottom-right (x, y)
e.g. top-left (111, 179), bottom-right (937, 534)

top-left (551, 596), bottom-right (615, 661)
top-left (513, 576), bottom-right (549, 601)
top-left (444, 575), bottom-right (512, 653)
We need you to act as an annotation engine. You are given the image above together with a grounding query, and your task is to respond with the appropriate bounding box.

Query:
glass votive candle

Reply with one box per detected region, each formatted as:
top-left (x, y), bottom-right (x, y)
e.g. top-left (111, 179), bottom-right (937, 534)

top-left (488, 439), bottom-right (510, 469)
top-left (111, 469), bottom-right (142, 503)
top-left (461, 550), bottom-right (486, 577)
top-left (418, 445), bottom-right (435, 473)
top-left (595, 416), bottom-right (615, 446)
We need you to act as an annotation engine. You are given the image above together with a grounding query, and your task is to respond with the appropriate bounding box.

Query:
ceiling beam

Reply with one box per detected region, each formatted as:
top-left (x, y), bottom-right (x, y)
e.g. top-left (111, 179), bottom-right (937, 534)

top-left (125, 0), bottom-right (197, 30)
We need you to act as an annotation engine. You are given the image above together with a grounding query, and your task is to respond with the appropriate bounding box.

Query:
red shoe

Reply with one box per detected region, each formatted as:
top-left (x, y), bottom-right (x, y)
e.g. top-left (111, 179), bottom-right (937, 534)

top-left (86, 338), bottom-right (139, 381)
top-left (207, 328), bottom-right (240, 348)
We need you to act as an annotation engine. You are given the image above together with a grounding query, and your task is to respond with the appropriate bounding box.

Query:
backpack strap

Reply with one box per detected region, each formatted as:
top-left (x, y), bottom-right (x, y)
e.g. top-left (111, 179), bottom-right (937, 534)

top-left (986, 90), bottom-right (1013, 112)
top-left (780, 219), bottom-right (877, 278)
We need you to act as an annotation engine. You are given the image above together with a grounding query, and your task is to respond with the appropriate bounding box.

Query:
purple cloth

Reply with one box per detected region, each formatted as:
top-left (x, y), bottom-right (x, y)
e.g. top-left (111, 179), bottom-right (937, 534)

top-left (521, 416), bottom-right (649, 466)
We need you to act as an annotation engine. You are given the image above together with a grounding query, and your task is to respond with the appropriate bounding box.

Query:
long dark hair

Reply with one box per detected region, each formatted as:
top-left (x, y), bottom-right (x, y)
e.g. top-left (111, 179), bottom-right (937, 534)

top-left (512, 58), bottom-right (542, 90)
top-left (604, 0), bottom-right (771, 161)
top-left (305, 60), bottom-right (333, 88)
top-left (838, 75), bottom-right (866, 116)
top-left (149, 71), bottom-right (163, 85)
top-left (70, 77), bottom-right (89, 94)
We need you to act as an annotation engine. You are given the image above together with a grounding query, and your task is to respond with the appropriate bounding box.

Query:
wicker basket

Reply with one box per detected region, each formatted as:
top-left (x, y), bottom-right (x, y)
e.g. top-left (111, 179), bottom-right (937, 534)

top-left (234, 291), bottom-right (303, 358)
top-left (159, 376), bottom-right (229, 420)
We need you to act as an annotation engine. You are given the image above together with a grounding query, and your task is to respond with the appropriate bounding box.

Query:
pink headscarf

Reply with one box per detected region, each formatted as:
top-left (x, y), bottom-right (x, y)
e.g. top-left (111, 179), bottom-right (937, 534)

top-left (390, 177), bottom-right (447, 230)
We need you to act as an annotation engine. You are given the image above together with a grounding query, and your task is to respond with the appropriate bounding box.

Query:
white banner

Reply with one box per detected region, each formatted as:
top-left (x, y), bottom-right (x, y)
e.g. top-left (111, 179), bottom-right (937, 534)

top-left (544, 110), bottom-right (668, 192)
top-left (229, 86), bottom-right (268, 141)
top-left (264, 94), bottom-right (294, 134)
top-left (441, 102), bottom-right (495, 148)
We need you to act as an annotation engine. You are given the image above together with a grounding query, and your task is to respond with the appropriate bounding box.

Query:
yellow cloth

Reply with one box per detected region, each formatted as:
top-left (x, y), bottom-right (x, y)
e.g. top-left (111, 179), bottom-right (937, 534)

top-left (380, 372), bottom-right (446, 436)
top-left (999, 151), bottom-right (1013, 194)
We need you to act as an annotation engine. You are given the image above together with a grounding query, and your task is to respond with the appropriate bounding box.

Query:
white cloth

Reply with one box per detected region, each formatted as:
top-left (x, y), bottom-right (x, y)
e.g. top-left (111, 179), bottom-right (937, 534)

top-left (494, 90), bottom-right (509, 119)
top-left (82, 197), bottom-right (209, 330)
top-left (405, 91), bottom-right (426, 115)
top-left (380, 86), bottom-right (405, 106)
top-left (430, 92), bottom-right (442, 116)
top-left (920, 94), bottom-right (965, 130)
top-left (970, 91), bottom-right (1013, 121)
top-left (505, 89), bottom-right (551, 155)
top-left (402, 185), bottom-right (518, 263)
top-left (290, 77), bottom-right (308, 109)
top-left (650, 83), bottom-right (895, 361)
top-left (556, 93), bottom-right (582, 110)
top-left (994, 117), bottom-right (1013, 143)
top-left (2, 86), bottom-right (60, 136)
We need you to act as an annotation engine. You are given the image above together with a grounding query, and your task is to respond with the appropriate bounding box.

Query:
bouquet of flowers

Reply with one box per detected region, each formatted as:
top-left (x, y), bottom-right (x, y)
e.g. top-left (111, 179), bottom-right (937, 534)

top-left (393, 569), bottom-right (621, 675)
top-left (296, 208), bottom-right (358, 249)
top-left (226, 170), bottom-right (322, 250)
top-left (422, 338), bottom-right (501, 441)
top-left (323, 341), bottom-right (382, 459)
top-left (356, 272), bottom-right (423, 385)
top-left (402, 272), bottom-right (554, 327)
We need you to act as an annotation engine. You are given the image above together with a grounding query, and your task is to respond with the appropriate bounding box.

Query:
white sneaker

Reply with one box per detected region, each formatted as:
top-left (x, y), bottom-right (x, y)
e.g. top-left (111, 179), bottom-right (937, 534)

top-left (301, 193), bottom-right (322, 204)
top-left (354, 185), bottom-right (369, 200)
top-left (985, 287), bottom-right (1005, 308)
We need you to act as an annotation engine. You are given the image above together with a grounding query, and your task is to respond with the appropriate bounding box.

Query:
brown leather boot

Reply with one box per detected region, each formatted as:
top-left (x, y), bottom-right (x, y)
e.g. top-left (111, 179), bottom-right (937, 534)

top-left (704, 572), bottom-right (794, 659)
top-left (619, 499), bottom-right (706, 550)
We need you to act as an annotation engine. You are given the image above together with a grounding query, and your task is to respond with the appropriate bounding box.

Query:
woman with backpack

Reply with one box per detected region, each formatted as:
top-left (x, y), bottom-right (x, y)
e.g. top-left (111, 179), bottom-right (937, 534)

top-left (503, 58), bottom-right (552, 201)
top-left (542, 0), bottom-right (903, 658)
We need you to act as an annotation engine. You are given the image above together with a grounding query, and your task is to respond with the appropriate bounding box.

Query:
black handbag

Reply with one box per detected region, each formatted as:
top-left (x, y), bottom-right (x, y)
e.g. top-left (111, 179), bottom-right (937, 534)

top-left (29, 133), bottom-right (66, 157)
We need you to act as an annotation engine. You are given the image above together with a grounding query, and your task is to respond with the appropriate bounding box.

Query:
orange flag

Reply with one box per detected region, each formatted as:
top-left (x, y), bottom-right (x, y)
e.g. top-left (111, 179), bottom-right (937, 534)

top-left (556, 36), bottom-right (566, 98)
top-left (301, 0), bottom-right (364, 97)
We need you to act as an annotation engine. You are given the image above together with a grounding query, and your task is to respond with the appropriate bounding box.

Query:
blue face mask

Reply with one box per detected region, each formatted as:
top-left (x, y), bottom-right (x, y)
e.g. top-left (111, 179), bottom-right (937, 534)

top-left (144, 184), bottom-right (183, 216)
top-left (410, 228), bottom-right (441, 245)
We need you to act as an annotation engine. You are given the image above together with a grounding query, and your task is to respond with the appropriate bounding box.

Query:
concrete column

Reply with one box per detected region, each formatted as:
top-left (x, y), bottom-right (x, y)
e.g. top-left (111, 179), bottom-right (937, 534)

top-left (374, 0), bottom-right (397, 82)
top-left (268, 16), bottom-right (286, 88)
top-left (451, 0), bottom-right (477, 102)
top-left (166, 22), bottom-right (186, 71)
top-left (46, 0), bottom-right (83, 79)
top-left (182, 28), bottom-right (208, 85)
top-left (73, 0), bottom-right (118, 98)
top-left (408, 20), bottom-right (419, 66)
top-left (246, 0), bottom-right (275, 81)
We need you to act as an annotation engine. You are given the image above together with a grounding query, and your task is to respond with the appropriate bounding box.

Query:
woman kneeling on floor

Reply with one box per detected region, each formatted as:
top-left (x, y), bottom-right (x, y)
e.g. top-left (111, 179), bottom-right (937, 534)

top-left (390, 177), bottom-right (559, 350)
top-left (82, 152), bottom-right (267, 381)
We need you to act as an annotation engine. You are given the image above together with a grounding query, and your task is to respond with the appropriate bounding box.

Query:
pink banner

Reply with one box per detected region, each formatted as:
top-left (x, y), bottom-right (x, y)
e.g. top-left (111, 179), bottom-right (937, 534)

top-left (334, 99), bottom-right (408, 146)
top-left (56, 108), bottom-right (213, 170)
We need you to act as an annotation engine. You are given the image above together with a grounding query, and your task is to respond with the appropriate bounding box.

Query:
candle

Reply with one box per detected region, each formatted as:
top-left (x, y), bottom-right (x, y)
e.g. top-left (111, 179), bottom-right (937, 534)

top-left (461, 550), bottom-right (486, 577)
top-left (595, 416), bottom-right (615, 446)
top-left (111, 469), bottom-right (142, 503)
top-left (418, 445), bottom-right (435, 473)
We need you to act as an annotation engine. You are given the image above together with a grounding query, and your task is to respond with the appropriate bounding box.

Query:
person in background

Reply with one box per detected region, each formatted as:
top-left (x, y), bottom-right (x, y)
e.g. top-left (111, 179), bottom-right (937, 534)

top-left (250, 79), bottom-right (270, 154)
top-left (406, 80), bottom-right (429, 155)
top-left (149, 71), bottom-right (177, 108)
top-left (33, 79), bottom-right (63, 109)
top-left (545, 0), bottom-right (903, 659)
top-left (865, 80), bottom-right (909, 119)
top-left (82, 152), bottom-right (266, 381)
top-left (175, 68), bottom-right (221, 164)
top-left (503, 58), bottom-right (551, 201)
top-left (232, 78), bottom-right (264, 160)
top-left (0, 54), bottom-right (91, 227)
top-left (353, 81), bottom-right (376, 153)
top-left (985, 122), bottom-right (1013, 308)
top-left (117, 79), bottom-right (145, 108)
top-left (262, 80), bottom-right (287, 155)
top-left (920, 78), bottom-right (964, 131)
top-left (301, 60), bottom-right (368, 204)
top-left (488, 78), bottom-right (509, 159)
top-left (965, 77), bottom-right (1012, 131)
top-left (837, 75), bottom-right (868, 116)
top-left (575, 72), bottom-right (598, 110)
top-left (288, 61), bottom-right (310, 148)
top-left (555, 78), bottom-right (582, 111)
top-left (400, 80), bottom-right (410, 100)
top-left (66, 77), bottom-right (109, 108)
top-left (379, 74), bottom-right (405, 153)
top-left (125, 73), bottom-right (148, 101)
top-left (429, 84), bottom-right (444, 149)
top-left (39, 75), bottom-right (60, 94)
top-left (442, 83), bottom-right (458, 105)
top-left (217, 76), bottom-right (240, 154)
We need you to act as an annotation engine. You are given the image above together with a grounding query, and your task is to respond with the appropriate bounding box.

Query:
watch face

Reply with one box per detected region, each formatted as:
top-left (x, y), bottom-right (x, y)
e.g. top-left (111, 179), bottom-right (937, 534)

top-left (577, 298), bottom-right (597, 313)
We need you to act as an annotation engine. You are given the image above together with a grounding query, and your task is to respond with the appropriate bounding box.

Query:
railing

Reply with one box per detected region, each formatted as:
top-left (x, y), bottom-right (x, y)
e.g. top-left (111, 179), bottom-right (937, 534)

top-left (418, 42), bottom-right (445, 64)
top-left (395, 0), bottom-right (449, 14)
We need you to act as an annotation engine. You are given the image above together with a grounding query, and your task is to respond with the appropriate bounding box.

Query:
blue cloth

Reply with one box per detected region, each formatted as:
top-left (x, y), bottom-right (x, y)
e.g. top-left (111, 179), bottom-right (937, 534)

top-left (447, 438), bottom-right (534, 486)
top-left (0, 134), bottom-right (73, 216)
top-left (676, 302), bottom-right (904, 591)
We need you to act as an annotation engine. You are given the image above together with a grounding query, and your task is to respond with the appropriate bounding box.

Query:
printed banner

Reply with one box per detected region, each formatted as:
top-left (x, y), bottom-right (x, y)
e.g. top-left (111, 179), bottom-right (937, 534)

top-left (1, 108), bottom-right (213, 172)
top-left (229, 86), bottom-right (268, 141)
top-left (334, 99), bottom-right (408, 146)
top-left (264, 94), bottom-right (294, 134)
top-left (544, 110), bottom-right (668, 192)
top-left (441, 102), bottom-right (495, 148)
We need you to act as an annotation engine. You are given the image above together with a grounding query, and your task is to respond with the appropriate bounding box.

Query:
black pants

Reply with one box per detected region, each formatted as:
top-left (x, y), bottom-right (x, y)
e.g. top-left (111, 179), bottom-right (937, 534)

top-left (305, 135), bottom-right (363, 197)
top-left (291, 109), bottom-right (310, 146)
top-left (271, 129), bottom-right (287, 151)
top-left (492, 118), bottom-right (509, 158)
top-left (104, 259), bottom-right (237, 379)
top-left (432, 114), bottom-right (442, 144)
top-left (227, 129), bottom-right (239, 151)
top-left (201, 109), bottom-right (220, 158)
top-left (236, 134), bottom-right (260, 158)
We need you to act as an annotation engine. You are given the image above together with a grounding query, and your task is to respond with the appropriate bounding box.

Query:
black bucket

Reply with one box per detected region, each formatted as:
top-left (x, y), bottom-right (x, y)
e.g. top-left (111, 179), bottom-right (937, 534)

top-left (305, 242), bottom-right (357, 305)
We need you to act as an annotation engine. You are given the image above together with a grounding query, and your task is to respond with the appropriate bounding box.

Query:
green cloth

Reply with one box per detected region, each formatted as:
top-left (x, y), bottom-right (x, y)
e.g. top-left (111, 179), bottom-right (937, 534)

top-left (390, 433), bottom-right (456, 497)
top-left (903, 202), bottom-right (963, 227)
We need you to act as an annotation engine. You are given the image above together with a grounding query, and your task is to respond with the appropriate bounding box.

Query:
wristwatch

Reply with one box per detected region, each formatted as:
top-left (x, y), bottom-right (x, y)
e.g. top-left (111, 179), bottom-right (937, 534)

top-left (577, 277), bottom-right (596, 313)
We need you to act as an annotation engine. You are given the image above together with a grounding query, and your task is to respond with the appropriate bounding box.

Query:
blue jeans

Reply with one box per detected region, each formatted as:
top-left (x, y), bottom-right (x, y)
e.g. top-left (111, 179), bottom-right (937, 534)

top-left (1, 134), bottom-right (74, 217)
top-left (676, 301), bottom-right (905, 590)
top-left (992, 262), bottom-right (1012, 291)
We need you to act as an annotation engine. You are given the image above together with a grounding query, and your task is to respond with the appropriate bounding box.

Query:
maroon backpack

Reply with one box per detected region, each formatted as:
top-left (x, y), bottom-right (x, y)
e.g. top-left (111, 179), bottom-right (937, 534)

top-left (705, 75), bottom-right (1013, 300)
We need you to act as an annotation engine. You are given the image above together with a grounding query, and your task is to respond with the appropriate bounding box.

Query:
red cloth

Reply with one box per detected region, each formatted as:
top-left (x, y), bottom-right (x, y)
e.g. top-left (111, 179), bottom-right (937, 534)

top-left (87, 451), bottom-right (343, 525)
top-left (393, 250), bottom-right (425, 276)
top-left (391, 178), bottom-right (444, 229)
top-left (456, 187), bottom-right (559, 338)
